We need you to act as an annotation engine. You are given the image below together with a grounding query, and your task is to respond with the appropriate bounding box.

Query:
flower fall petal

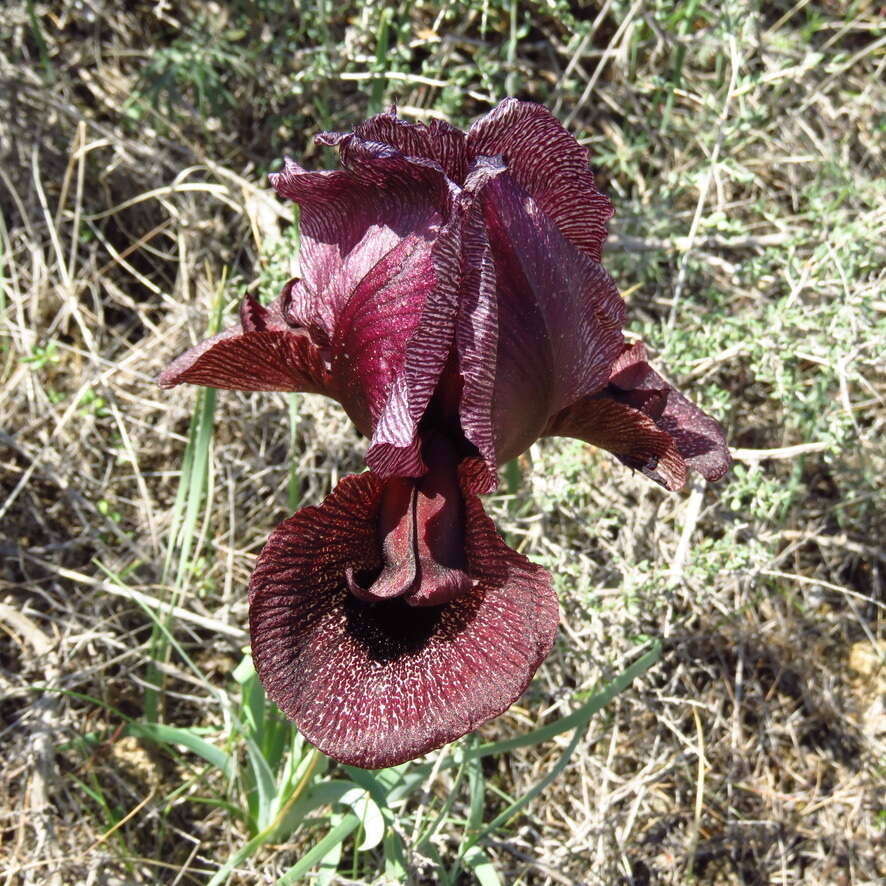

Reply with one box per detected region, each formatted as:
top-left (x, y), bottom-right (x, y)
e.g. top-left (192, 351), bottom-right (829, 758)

top-left (249, 470), bottom-right (558, 769)
top-left (157, 295), bottom-right (333, 395)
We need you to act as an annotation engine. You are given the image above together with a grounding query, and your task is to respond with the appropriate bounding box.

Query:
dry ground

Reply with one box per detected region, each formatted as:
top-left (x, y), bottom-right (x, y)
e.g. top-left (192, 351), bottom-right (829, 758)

top-left (1, 1), bottom-right (883, 884)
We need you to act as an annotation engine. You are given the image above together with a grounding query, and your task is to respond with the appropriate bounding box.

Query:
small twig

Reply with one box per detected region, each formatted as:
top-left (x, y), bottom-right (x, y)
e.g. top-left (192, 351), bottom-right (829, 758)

top-left (28, 632), bottom-right (63, 885)
top-left (338, 70), bottom-right (493, 104)
top-left (551, 0), bottom-right (615, 116)
top-left (667, 34), bottom-right (740, 329)
top-left (0, 604), bottom-right (52, 656)
top-left (731, 441), bottom-right (831, 462)
top-left (669, 475), bottom-right (706, 585)
top-left (593, 712), bottom-right (620, 869)
top-left (685, 705), bottom-right (706, 879)
top-left (21, 555), bottom-right (247, 640)
top-left (607, 231), bottom-right (791, 252)
top-left (563, 0), bottom-right (643, 129)
top-left (759, 569), bottom-right (884, 612)
top-left (79, 787), bottom-right (156, 859)
top-left (79, 180), bottom-right (240, 222)
top-left (796, 32), bottom-right (886, 113)
top-left (779, 530), bottom-right (886, 566)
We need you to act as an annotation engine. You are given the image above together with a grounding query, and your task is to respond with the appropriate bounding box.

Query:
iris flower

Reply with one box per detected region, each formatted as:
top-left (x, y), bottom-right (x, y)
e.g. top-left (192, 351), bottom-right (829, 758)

top-left (160, 99), bottom-right (730, 769)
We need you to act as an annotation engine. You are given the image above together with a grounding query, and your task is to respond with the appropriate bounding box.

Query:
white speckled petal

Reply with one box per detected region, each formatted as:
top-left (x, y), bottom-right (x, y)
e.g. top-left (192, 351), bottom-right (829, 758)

top-left (248, 470), bottom-right (558, 769)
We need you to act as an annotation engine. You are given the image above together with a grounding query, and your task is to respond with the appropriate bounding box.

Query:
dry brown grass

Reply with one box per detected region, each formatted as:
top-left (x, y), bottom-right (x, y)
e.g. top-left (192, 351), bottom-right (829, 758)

top-left (1, 1), bottom-right (884, 884)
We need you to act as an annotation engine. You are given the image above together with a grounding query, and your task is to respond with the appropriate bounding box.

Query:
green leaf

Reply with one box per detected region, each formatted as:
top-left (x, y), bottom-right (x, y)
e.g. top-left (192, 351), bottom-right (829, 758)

top-left (274, 814), bottom-right (360, 885)
top-left (127, 722), bottom-right (233, 780)
top-left (460, 723), bottom-right (585, 859)
top-left (463, 846), bottom-right (503, 886)
top-left (338, 785), bottom-right (384, 851)
top-left (243, 735), bottom-right (277, 830)
top-left (315, 811), bottom-right (344, 885)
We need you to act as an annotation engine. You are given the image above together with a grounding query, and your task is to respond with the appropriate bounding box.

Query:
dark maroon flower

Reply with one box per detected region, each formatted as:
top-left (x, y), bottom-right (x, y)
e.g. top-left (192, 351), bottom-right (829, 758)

top-left (159, 99), bottom-right (730, 769)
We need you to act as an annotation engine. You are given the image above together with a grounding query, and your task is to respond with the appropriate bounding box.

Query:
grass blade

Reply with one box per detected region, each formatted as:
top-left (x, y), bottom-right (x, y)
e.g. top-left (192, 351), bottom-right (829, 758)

top-left (274, 814), bottom-right (360, 885)
top-left (128, 722), bottom-right (233, 780)
top-left (463, 846), bottom-right (503, 886)
top-left (458, 640), bottom-right (661, 762)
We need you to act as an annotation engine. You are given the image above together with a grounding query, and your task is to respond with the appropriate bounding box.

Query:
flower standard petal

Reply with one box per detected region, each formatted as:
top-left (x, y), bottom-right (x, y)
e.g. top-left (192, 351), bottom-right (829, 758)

top-left (269, 147), bottom-right (446, 344)
top-left (353, 110), bottom-right (469, 184)
top-left (467, 98), bottom-right (613, 261)
top-left (455, 167), bottom-right (625, 481)
top-left (363, 208), bottom-right (464, 479)
top-left (271, 140), bottom-right (463, 479)
top-left (248, 470), bottom-right (558, 770)
top-left (330, 230), bottom-right (439, 447)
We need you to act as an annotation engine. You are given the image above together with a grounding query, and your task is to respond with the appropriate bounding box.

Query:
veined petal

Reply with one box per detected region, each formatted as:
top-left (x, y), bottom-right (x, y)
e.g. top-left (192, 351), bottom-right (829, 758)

top-left (158, 294), bottom-right (333, 395)
top-left (449, 159), bottom-right (508, 494)
top-left (467, 98), bottom-right (613, 261)
top-left (459, 170), bottom-right (625, 477)
top-left (269, 152), bottom-right (444, 344)
top-left (249, 470), bottom-right (558, 769)
top-left (353, 111), bottom-right (469, 185)
top-left (543, 394), bottom-right (688, 490)
top-left (331, 231), bottom-right (438, 440)
top-left (365, 212), bottom-right (464, 478)
top-left (608, 343), bottom-right (732, 482)
top-left (272, 142), bottom-right (461, 477)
